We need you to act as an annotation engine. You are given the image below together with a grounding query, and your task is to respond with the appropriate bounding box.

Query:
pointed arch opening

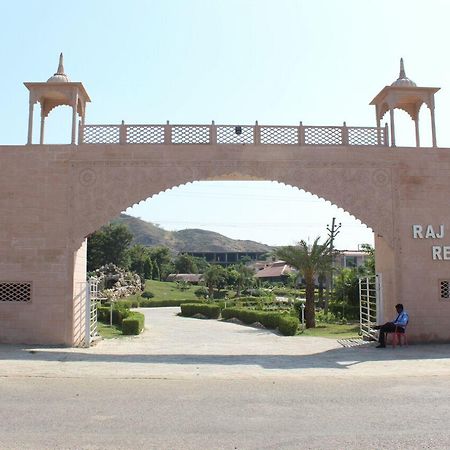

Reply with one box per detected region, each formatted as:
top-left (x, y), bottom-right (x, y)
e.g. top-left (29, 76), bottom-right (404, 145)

top-left (124, 180), bottom-right (374, 250)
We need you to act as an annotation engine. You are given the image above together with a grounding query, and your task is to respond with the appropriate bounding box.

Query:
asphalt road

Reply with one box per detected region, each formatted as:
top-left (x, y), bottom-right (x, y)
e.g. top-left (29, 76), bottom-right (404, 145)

top-left (1, 376), bottom-right (450, 449)
top-left (1, 307), bottom-right (450, 449)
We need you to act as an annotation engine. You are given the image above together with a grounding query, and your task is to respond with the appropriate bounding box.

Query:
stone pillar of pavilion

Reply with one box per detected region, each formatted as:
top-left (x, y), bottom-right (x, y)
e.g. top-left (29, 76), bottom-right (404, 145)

top-left (24, 53), bottom-right (91, 145)
top-left (370, 58), bottom-right (440, 147)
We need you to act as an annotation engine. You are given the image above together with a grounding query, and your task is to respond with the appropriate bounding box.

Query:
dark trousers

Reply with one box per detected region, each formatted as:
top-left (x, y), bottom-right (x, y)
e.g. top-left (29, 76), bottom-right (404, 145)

top-left (378, 322), bottom-right (404, 345)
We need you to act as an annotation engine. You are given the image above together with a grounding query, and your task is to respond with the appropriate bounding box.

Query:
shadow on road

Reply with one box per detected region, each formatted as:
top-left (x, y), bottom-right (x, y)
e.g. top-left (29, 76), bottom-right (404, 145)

top-left (1, 343), bottom-right (450, 372)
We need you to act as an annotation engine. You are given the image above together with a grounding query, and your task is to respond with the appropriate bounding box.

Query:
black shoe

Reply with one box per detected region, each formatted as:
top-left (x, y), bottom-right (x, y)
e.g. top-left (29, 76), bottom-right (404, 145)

top-left (376, 344), bottom-right (386, 348)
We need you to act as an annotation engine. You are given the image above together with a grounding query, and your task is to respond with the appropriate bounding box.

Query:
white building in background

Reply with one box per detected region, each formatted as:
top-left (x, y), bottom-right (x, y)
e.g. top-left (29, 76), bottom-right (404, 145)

top-left (336, 250), bottom-right (368, 269)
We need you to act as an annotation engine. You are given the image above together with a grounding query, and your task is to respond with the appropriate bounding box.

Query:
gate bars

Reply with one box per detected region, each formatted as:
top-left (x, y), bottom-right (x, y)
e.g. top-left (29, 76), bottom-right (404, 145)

top-left (359, 273), bottom-right (382, 340)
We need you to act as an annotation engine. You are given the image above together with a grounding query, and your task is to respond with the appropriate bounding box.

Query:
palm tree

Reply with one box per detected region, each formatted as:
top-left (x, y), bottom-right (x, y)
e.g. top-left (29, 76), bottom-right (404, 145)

top-left (276, 237), bottom-right (332, 328)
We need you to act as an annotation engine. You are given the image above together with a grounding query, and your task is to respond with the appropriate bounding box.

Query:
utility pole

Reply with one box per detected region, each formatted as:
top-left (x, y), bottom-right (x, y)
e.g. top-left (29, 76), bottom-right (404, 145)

top-left (326, 217), bottom-right (341, 310)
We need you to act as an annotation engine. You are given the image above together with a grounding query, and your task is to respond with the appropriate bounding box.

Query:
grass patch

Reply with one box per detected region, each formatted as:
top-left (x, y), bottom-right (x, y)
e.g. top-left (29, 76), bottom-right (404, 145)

top-left (300, 322), bottom-right (360, 339)
top-left (97, 322), bottom-right (123, 338)
top-left (126, 279), bottom-right (200, 304)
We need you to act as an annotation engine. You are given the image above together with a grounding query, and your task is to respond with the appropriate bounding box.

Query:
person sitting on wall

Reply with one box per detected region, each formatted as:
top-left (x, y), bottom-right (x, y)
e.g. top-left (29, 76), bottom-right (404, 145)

top-left (373, 303), bottom-right (409, 348)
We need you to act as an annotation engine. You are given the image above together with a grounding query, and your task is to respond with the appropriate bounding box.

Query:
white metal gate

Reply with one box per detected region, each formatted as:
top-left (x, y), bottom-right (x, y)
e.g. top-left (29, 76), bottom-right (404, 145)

top-left (359, 273), bottom-right (382, 340)
top-left (87, 279), bottom-right (99, 346)
top-left (76, 279), bottom-right (99, 347)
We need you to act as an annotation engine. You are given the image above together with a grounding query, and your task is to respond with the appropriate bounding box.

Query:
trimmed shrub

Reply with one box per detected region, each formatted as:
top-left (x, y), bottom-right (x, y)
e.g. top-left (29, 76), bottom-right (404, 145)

top-left (122, 319), bottom-right (140, 335)
top-left (222, 307), bottom-right (247, 322)
top-left (116, 299), bottom-right (139, 308)
top-left (215, 300), bottom-right (236, 309)
top-left (122, 311), bottom-right (145, 335)
top-left (278, 315), bottom-right (299, 336)
top-left (139, 298), bottom-right (201, 308)
top-left (235, 296), bottom-right (276, 309)
top-left (180, 303), bottom-right (220, 319)
top-left (131, 311), bottom-right (145, 329)
top-left (97, 306), bottom-right (110, 323)
top-left (141, 291), bottom-right (154, 299)
top-left (262, 312), bottom-right (281, 329)
top-left (237, 296), bottom-right (263, 303)
top-left (97, 303), bottom-right (130, 325)
top-left (213, 290), bottom-right (226, 299)
top-left (112, 304), bottom-right (130, 325)
top-left (221, 308), bottom-right (295, 335)
top-left (293, 300), bottom-right (305, 318)
top-left (222, 307), bottom-right (279, 328)
top-left (242, 288), bottom-right (268, 297)
top-left (194, 286), bottom-right (209, 299)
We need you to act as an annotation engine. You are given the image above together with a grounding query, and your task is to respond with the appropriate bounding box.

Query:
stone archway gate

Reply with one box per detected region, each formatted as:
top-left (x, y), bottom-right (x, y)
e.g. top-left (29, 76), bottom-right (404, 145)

top-left (1, 121), bottom-right (450, 345)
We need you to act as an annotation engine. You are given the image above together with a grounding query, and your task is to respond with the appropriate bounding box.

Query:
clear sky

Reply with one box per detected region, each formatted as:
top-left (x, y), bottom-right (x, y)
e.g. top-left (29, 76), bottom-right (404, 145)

top-left (2, 0), bottom-right (450, 248)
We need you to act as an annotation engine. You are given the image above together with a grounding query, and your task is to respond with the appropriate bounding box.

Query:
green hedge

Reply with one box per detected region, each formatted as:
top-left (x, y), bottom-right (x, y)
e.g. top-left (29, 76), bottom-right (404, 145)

top-left (97, 304), bottom-right (130, 325)
top-left (122, 312), bottom-right (145, 335)
top-left (214, 300), bottom-right (236, 309)
top-left (97, 306), bottom-right (110, 323)
top-left (180, 303), bottom-right (221, 319)
top-left (221, 307), bottom-right (295, 335)
top-left (235, 296), bottom-right (269, 303)
top-left (221, 307), bottom-right (275, 327)
top-left (139, 298), bottom-right (202, 308)
top-left (116, 299), bottom-right (136, 308)
top-left (278, 315), bottom-right (299, 336)
top-left (114, 298), bottom-right (201, 308)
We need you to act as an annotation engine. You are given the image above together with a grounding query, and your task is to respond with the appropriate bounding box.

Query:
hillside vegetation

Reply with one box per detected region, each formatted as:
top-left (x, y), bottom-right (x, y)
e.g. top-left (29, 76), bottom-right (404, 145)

top-left (113, 213), bottom-right (273, 253)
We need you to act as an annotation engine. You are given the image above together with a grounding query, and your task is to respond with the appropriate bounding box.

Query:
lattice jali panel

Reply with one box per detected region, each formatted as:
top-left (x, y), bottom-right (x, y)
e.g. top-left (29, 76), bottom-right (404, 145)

top-left (440, 280), bottom-right (450, 299)
top-left (261, 127), bottom-right (298, 145)
top-left (217, 126), bottom-right (253, 144)
top-left (82, 126), bottom-right (120, 144)
top-left (304, 127), bottom-right (342, 145)
top-left (127, 126), bottom-right (164, 144)
top-left (171, 126), bottom-right (210, 144)
top-left (0, 282), bottom-right (32, 302)
top-left (348, 127), bottom-right (381, 146)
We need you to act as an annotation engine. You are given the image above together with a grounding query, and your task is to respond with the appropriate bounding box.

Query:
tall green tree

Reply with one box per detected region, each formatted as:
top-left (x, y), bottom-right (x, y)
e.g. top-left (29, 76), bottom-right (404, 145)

top-left (359, 243), bottom-right (375, 276)
top-left (227, 264), bottom-right (255, 297)
top-left (174, 253), bottom-right (199, 274)
top-left (128, 244), bottom-right (153, 281)
top-left (143, 258), bottom-right (153, 280)
top-left (276, 237), bottom-right (332, 328)
top-left (332, 245), bottom-right (375, 314)
top-left (148, 246), bottom-right (172, 280)
top-left (203, 264), bottom-right (227, 299)
top-left (87, 223), bottom-right (133, 271)
top-left (192, 256), bottom-right (210, 274)
top-left (334, 267), bottom-right (360, 306)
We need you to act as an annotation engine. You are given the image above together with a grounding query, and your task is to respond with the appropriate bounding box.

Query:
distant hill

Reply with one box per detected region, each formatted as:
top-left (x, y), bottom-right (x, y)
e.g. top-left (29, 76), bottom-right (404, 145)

top-left (112, 214), bottom-right (273, 253)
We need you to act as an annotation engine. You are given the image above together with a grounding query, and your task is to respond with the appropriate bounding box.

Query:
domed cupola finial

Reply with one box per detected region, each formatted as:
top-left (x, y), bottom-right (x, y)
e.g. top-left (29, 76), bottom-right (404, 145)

top-left (391, 57), bottom-right (416, 87)
top-left (399, 57), bottom-right (406, 78)
top-left (47, 53), bottom-right (70, 83)
top-left (57, 53), bottom-right (65, 75)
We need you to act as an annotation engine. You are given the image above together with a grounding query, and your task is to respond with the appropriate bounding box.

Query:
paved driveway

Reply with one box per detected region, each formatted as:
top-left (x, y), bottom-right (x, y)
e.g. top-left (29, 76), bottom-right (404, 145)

top-left (2, 308), bottom-right (450, 449)
top-left (1, 307), bottom-right (450, 380)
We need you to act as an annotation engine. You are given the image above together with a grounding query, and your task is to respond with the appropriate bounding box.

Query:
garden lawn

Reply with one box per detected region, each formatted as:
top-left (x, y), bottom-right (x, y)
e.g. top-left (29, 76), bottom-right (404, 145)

top-left (127, 279), bottom-right (199, 304)
top-left (300, 322), bottom-right (360, 339)
top-left (97, 322), bottom-right (123, 338)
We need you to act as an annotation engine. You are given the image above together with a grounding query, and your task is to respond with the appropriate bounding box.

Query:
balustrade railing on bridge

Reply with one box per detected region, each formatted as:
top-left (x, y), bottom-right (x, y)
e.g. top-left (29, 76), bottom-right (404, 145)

top-left (79, 122), bottom-right (389, 146)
